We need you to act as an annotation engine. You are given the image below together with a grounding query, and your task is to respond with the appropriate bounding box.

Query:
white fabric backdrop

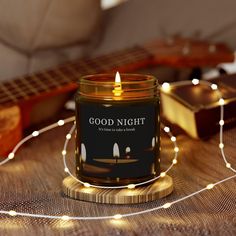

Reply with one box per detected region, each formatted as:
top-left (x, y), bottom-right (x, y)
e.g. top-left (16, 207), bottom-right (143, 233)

top-left (1, 0), bottom-right (236, 81)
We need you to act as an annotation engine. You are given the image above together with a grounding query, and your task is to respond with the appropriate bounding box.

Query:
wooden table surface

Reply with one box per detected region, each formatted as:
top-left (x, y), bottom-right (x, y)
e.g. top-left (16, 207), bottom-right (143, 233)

top-left (0, 118), bottom-right (236, 236)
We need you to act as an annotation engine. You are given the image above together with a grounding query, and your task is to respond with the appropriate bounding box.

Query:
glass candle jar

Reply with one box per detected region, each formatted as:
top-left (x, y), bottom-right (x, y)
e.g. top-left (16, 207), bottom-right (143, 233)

top-left (75, 73), bottom-right (160, 186)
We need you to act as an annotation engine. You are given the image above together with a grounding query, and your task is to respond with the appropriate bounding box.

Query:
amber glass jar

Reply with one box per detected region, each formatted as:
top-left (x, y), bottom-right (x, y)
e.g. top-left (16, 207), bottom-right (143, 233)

top-left (75, 73), bottom-right (160, 186)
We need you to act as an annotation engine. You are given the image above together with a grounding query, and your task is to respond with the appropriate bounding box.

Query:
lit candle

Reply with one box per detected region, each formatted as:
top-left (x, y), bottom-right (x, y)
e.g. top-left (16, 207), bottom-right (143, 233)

top-left (112, 72), bottom-right (123, 97)
top-left (75, 73), bottom-right (160, 186)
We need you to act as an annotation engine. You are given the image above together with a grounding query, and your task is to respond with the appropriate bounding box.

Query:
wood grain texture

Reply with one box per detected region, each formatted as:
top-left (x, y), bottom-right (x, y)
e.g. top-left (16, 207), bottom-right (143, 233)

top-left (1, 121), bottom-right (236, 236)
top-left (0, 106), bottom-right (22, 156)
top-left (62, 175), bottom-right (173, 204)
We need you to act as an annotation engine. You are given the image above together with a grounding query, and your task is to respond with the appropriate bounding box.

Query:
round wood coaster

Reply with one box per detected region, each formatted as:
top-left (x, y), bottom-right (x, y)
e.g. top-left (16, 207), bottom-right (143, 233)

top-left (62, 175), bottom-right (173, 204)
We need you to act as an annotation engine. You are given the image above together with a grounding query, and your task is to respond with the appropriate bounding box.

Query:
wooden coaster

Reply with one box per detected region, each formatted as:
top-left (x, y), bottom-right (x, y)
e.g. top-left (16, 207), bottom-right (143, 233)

top-left (62, 175), bottom-right (173, 204)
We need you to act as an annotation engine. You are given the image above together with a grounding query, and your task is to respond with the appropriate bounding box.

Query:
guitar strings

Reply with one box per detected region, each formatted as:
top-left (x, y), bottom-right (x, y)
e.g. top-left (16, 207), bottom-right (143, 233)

top-left (0, 49), bottom-right (150, 103)
top-left (0, 42), bottom-right (221, 106)
top-left (0, 38), bottom-right (214, 102)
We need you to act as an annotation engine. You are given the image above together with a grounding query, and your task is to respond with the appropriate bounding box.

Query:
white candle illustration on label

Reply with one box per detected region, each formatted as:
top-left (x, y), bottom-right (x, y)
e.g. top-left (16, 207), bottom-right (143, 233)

top-left (113, 143), bottom-right (120, 164)
top-left (81, 143), bottom-right (86, 162)
top-left (152, 137), bottom-right (156, 148)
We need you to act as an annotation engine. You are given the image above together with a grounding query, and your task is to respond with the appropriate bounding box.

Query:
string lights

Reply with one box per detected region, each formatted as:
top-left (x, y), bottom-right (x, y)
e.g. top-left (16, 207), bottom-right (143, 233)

top-left (0, 79), bottom-right (235, 221)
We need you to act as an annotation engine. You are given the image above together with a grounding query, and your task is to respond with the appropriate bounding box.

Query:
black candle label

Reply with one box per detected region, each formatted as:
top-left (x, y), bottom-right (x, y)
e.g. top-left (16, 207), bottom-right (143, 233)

top-left (76, 101), bottom-right (160, 180)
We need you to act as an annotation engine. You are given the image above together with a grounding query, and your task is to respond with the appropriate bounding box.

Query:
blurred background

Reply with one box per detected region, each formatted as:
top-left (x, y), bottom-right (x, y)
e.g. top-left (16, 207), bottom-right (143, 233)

top-left (0, 0), bottom-right (236, 82)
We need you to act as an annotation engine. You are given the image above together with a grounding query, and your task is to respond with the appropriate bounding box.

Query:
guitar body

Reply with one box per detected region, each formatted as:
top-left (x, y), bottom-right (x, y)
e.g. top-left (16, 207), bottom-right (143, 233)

top-left (0, 106), bottom-right (22, 156)
top-left (0, 37), bottom-right (234, 157)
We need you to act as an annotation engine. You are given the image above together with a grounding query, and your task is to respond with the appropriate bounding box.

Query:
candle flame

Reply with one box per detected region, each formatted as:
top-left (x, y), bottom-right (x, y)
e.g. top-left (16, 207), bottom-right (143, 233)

top-left (115, 71), bottom-right (121, 83)
top-left (112, 72), bottom-right (123, 96)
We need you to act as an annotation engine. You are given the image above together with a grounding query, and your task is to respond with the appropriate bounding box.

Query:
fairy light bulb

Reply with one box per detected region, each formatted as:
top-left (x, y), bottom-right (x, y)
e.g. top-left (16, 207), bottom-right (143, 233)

top-left (174, 147), bottom-right (179, 153)
top-left (160, 172), bottom-right (166, 177)
top-left (8, 210), bottom-right (17, 216)
top-left (127, 184), bottom-right (136, 189)
top-left (112, 72), bottom-right (123, 96)
top-left (219, 143), bottom-right (224, 149)
top-left (8, 152), bottom-right (15, 159)
top-left (219, 98), bottom-right (225, 105)
top-left (192, 78), bottom-right (199, 85)
top-left (172, 159), bottom-right (177, 164)
top-left (61, 215), bottom-right (70, 221)
top-left (161, 82), bottom-right (171, 92)
top-left (219, 120), bottom-right (224, 126)
top-left (113, 214), bottom-right (122, 219)
top-left (32, 131), bottom-right (39, 137)
top-left (62, 150), bottom-right (67, 155)
top-left (66, 134), bottom-right (72, 140)
top-left (58, 120), bottom-right (65, 126)
top-left (83, 182), bottom-right (91, 188)
top-left (164, 127), bottom-right (170, 133)
top-left (211, 84), bottom-right (218, 90)
top-left (171, 136), bottom-right (176, 142)
top-left (226, 163), bottom-right (231, 168)
top-left (206, 184), bottom-right (214, 189)
top-left (162, 203), bottom-right (172, 209)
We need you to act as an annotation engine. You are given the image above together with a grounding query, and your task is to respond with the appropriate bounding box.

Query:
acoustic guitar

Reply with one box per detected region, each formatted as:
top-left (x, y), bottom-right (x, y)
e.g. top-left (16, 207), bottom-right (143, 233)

top-left (0, 37), bottom-right (233, 156)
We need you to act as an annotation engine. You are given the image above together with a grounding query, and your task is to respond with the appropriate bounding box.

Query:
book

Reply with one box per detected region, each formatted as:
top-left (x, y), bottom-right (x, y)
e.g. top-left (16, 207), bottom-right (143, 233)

top-left (160, 74), bottom-right (236, 138)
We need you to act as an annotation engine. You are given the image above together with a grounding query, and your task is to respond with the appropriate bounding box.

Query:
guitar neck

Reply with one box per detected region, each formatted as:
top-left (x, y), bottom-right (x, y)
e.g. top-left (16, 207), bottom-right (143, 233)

top-left (0, 37), bottom-right (234, 107)
top-left (0, 46), bottom-right (151, 106)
